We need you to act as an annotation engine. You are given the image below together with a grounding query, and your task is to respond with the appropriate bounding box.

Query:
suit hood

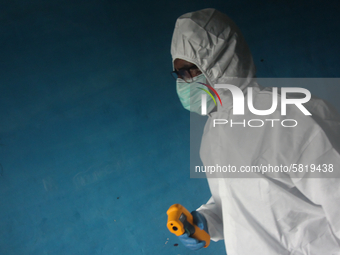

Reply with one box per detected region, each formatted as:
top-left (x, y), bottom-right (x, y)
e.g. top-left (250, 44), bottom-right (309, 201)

top-left (171, 8), bottom-right (256, 93)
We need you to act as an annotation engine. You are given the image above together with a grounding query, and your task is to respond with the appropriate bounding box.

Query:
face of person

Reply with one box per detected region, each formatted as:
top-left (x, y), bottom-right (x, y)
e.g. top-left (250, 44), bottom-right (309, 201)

top-left (173, 58), bottom-right (202, 81)
top-left (174, 59), bottom-right (195, 71)
top-left (173, 58), bottom-right (215, 114)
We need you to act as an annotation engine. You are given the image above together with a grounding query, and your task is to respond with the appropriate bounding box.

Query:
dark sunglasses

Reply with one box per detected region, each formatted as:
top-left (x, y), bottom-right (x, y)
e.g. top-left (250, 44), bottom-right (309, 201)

top-left (171, 65), bottom-right (201, 83)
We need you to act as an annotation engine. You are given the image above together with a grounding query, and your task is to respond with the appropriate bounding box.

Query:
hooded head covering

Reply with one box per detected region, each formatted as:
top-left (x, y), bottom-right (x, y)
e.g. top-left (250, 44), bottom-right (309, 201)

top-left (171, 8), bottom-right (256, 93)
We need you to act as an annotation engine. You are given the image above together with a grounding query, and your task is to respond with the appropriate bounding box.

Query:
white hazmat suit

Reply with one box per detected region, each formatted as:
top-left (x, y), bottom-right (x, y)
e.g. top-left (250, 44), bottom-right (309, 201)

top-left (171, 8), bottom-right (340, 255)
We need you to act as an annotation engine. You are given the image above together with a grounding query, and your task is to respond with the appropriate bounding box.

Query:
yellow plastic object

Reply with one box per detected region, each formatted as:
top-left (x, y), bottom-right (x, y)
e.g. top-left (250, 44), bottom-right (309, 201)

top-left (166, 204), bottom-right (210, 248)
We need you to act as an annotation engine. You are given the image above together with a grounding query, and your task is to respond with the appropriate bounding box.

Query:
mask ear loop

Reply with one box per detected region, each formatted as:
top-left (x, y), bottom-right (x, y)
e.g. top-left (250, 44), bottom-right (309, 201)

top-left (191, 73), bottom-right (205, 82)
top-left (195, 67), bottom-right (222, 108)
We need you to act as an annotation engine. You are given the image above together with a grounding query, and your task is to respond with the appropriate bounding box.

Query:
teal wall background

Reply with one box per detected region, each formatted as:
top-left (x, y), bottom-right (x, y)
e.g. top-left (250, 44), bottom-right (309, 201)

top-left (0, 0), bottom-right (339, 254)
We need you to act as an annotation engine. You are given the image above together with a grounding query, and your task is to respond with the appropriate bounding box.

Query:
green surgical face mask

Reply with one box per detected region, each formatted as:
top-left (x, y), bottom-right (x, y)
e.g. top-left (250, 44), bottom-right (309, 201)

top-left (176, 74), bottom-right (215, 115)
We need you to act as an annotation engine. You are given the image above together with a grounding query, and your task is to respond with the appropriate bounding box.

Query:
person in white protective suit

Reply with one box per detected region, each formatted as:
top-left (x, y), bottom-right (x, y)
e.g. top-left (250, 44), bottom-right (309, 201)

top-left (170, 8), bottom-right (340, 255)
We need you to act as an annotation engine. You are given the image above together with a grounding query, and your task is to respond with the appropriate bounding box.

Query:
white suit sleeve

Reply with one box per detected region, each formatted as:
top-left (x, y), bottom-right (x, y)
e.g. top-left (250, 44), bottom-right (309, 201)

top-left (291, 130), bottom-right (340, 240)
top-left (196, 196), bottom-right (224, 241)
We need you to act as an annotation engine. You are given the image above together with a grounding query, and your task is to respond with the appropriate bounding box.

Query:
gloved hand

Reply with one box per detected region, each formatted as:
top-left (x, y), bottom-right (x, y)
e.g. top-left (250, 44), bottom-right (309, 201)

top-left (178, 211), bottom-right (209, 251)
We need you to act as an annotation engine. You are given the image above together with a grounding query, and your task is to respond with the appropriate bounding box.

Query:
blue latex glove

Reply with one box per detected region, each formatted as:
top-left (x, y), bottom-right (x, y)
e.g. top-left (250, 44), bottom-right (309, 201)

top-left (178, 211), bottom-right (209, 251)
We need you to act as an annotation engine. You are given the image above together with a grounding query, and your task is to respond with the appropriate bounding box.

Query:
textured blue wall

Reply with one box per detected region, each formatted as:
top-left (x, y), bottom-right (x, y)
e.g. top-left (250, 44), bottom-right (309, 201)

top-left (0, 0), bottom-right (339, 254)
